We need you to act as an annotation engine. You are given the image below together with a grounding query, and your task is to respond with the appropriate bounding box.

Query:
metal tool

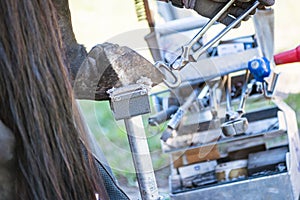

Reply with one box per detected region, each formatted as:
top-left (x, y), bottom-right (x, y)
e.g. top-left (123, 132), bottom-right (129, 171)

top-left (148, 105), bottom-right (179, 126)
top-left (156, 0), bottom-right (260, 88)
top-left (224, 75), bottom-right (238, 121)
top-left (221, 71), bottom-right (253, 137)
top-left (237, 70), bottom-right (252, 115)
top-left (208, 79), bottom-right (222, 119)
top-left (161, 88), bottom-right (201, 142)
top-left (263, 71), bottom-right (280, 99)
top-left (221, 117), bottom-right (249, 137)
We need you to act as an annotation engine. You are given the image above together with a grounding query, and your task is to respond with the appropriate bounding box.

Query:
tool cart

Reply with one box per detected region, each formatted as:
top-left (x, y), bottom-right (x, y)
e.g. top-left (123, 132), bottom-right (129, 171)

top-left (143, 1), bottom-right (300, 199)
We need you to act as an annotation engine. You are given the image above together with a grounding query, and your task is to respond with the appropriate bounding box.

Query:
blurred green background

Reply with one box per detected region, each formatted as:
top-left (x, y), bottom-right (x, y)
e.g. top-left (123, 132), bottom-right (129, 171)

top-left (69, 0), bottom-right (300, 184)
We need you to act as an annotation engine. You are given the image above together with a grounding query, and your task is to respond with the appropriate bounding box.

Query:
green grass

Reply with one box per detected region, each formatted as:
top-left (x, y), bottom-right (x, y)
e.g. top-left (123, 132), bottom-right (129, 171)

top-left (77, 92), bottom-right (300, 184)
top-left (284, 93), bottom-right (300, 128)
top-left (78, 100), bottom-right (169, 183)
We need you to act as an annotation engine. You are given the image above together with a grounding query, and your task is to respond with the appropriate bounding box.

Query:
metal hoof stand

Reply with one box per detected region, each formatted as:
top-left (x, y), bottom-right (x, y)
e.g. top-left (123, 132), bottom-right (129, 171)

top-left (108, 81), bottom-right (161, 200)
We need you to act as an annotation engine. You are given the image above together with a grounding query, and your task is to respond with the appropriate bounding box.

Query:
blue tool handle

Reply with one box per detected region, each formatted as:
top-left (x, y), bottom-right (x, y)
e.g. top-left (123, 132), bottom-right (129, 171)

top-left (248, 57), bottom-right (271, 82)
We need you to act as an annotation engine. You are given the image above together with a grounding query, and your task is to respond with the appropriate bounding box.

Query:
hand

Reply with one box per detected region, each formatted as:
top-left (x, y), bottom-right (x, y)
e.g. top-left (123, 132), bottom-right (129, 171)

top-left (192, 0), bottom-right (275, 26)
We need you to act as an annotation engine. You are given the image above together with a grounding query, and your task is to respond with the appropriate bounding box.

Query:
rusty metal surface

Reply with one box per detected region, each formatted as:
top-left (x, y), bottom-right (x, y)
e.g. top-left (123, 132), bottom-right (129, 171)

top-left (73, 43), bottom-right (164, 101)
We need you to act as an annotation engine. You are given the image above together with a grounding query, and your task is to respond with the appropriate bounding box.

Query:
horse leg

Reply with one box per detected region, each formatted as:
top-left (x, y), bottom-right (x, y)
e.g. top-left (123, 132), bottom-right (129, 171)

top-left (52, 0), bottom-right (87, 82)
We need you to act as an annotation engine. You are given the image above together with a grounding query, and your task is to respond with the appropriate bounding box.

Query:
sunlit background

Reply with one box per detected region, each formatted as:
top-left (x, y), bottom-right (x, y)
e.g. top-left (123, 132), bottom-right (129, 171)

top-left (69, 0), bottom-right (300, 53)
top-left (69, 0), bottom-right (300, 195)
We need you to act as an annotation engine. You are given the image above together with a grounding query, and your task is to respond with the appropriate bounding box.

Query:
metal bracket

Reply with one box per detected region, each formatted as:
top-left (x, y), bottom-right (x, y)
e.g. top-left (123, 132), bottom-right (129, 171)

top-left (107, 78), bottom-right (152, 120)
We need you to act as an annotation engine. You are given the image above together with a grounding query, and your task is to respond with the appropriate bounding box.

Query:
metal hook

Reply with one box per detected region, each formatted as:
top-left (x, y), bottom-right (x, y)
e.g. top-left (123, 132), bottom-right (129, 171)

top-left (263, 71), bottom-right (280, 99)
top-left (155, 61), bottom-right (181, 88)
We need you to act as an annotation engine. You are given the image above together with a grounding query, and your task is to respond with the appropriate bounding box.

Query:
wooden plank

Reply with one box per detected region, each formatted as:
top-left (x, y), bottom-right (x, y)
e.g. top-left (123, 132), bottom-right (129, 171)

top-left (185, 145), bottom-right (220, 165)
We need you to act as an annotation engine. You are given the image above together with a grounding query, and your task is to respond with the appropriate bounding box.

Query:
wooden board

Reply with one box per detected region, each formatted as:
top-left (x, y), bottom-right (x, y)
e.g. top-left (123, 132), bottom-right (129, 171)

top-left (171, 145), bottom-right (220, 168)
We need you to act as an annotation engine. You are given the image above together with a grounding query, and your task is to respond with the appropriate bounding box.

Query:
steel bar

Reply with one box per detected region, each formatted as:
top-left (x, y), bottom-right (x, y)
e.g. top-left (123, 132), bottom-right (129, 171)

top-left (124, 116), bottom-right (160, 200)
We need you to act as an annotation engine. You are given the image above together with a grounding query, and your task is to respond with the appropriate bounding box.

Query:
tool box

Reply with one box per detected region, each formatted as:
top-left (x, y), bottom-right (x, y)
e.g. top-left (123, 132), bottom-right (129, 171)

top-left (142, 2), bottom-right (300, 199)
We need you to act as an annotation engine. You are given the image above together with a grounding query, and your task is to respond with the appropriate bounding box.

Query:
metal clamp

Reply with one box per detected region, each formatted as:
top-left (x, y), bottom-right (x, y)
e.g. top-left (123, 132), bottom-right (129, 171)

top-left (221, 117), bottom-right (249, 137)
top-left (107, 78), bottom-right (152, 120)
top-left (221, 71), bottom-right (253, 136)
